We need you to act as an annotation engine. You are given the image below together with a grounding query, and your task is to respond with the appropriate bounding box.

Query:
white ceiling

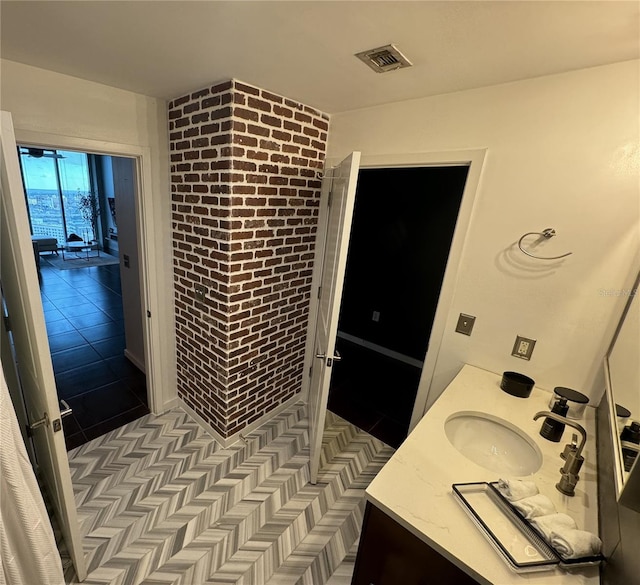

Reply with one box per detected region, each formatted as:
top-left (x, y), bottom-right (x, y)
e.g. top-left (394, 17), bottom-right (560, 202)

top-left (1, 1), bottom-right (638, 114)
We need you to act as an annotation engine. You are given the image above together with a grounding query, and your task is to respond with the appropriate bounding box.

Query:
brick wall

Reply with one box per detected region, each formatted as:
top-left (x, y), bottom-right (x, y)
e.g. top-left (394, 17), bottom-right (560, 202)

top-left (169, 80), bottom-right (328, 438)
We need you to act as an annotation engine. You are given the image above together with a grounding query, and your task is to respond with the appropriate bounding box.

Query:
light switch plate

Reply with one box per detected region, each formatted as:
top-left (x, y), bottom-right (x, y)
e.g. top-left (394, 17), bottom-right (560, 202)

top-left (455, 313), bottom-right (476, 336)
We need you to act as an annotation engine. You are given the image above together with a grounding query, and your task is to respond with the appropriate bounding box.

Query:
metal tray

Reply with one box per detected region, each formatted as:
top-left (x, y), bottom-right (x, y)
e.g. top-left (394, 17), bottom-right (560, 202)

top-left (452, 482), bottom-right (559, 573)
top-left (452, 482), bottom-right (603, 573)
top-left (486, 482), bottom-right (603, 569)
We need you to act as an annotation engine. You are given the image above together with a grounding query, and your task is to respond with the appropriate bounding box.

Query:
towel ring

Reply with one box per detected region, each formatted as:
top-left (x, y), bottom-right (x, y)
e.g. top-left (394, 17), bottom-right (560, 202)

top-left (518, 228), bottom-right (572, 260)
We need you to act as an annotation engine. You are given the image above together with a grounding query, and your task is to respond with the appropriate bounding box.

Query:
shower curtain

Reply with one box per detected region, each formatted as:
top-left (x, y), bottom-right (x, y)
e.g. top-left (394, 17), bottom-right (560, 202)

top-left (0, 363), bottom-right (64, 585)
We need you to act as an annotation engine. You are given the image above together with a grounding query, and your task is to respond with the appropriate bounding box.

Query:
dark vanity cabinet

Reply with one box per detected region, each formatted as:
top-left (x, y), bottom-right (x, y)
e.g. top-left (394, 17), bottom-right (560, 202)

top-left (352, 502), bottom-right (480, 585)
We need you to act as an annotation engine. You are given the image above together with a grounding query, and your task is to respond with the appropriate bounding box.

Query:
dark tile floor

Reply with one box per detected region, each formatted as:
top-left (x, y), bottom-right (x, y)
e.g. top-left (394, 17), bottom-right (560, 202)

top-left (38, 258), bottom-right (149, 450)
top-left (327, 338), bottom-right (421, 449)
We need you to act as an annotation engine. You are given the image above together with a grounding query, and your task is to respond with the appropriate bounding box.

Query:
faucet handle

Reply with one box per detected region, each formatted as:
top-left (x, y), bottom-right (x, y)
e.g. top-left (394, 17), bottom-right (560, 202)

top-left (561, 448), bottom-right (584, 477)
top-left (560, 433), bottom-right (579, 460)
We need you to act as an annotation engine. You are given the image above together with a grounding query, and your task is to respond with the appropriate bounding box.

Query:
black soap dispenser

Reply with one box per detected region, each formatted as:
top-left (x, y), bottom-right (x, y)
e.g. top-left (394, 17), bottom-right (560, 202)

top-left (539, 397), bottom-right (569, 442)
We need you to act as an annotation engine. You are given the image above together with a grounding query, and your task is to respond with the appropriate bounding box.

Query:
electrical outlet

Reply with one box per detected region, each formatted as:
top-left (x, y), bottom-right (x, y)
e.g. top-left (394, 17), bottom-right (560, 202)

top-left (372, 311), bottom-right (380, 322)
top-left (194, 284), bottom-right (208, 302)
top-left (455, 313), bottom-right (476, 336)
top-left (512, 335), bottom-right (536, 360)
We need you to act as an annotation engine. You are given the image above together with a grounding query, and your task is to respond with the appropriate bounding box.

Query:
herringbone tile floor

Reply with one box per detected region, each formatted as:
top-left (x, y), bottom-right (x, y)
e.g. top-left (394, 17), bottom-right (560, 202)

top-left (63, 402), bottom-right (393, 585)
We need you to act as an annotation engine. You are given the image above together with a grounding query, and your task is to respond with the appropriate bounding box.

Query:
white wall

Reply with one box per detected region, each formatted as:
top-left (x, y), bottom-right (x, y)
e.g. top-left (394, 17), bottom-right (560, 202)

top-left (112, 156), bottom-right (145, 371)
top-left (328, 60), bottom-right (640, 408)
top-left (0, 59), bottom-right (176, 412)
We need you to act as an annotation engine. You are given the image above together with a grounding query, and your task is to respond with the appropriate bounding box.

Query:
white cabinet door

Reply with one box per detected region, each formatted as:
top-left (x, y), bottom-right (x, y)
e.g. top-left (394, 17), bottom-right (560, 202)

top-left (0, 111), bottom-right (87, 580)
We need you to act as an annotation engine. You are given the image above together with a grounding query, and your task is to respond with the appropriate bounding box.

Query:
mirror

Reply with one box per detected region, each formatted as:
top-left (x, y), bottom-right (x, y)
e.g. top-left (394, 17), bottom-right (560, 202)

top-left (604, 270), bottom-right (640, 511)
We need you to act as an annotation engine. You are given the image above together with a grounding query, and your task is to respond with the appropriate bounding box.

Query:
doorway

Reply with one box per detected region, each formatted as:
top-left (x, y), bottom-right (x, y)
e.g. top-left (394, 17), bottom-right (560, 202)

top-left (327, 165), bottom-right (469, 448)
top-left (18, 146), bottom-right (149, 449)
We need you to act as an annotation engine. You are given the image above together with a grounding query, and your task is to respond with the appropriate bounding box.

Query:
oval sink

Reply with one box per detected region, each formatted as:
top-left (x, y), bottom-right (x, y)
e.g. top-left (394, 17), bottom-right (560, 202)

top-left (444, 411), bottom-right (542, 476)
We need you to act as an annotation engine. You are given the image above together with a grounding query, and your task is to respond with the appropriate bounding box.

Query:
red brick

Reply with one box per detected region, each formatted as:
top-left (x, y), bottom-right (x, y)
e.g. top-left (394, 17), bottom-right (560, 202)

top-left (171, 80), bottom-right (326, 441)
top-left (235, 81), bottom-right (260, 95)
top-left (248, 97), bottom-right (272, 112)
top-left (247, 124), bottom-right (270, 137)
top-left (235, 107), bottom-right (259, 122)
top-left (261, 114), bottom-right (282, 128)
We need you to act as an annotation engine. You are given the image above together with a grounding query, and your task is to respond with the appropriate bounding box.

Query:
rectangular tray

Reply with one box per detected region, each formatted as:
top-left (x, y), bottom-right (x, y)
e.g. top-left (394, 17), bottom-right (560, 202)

top-left (486, 482), bottom-right (604, 569)
top-left (452, 482), bottom-right (559, 573)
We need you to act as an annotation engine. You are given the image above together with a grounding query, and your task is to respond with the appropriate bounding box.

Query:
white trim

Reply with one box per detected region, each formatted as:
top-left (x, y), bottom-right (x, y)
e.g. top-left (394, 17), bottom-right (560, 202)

top-left (124, 348), bottom-right (146, 373)
top-left (299, 173), bottom-right (334, 403)
top-left (326, 148), bottom-right (482, 170)
top-left (336, 331), bottom-right (423, 369)
top-left (328, 149), bottom-right (487, 433)
top-left (604, 359), bottom-right (626, 497)
top-left (160, 397), bottom-right (180, 412)
top-left (390, 150), bottom-right (486, 430)
top-left (176, 397), bottom-right (223, 444)
top-left (177, 393), bottom-right (302, 448)
top-left (13, 129), bottom-right (166, 417)
top-left (16, 130), bottom-right (148, 158)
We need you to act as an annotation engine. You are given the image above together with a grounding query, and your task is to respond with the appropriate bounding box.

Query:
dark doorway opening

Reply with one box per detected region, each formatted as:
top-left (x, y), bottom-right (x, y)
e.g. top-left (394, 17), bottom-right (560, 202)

top-left (18, 147), bottom-right (149, 450)
top-left (327, 165), bottom-right (469, 447)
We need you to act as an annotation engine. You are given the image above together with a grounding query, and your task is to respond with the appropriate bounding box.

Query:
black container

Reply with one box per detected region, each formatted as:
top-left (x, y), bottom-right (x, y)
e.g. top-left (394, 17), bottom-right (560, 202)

top-left (621, 421), bottom-right (640, 472)
top-left (551, 387), bottom-right (589, 419)
top-left (540, 398), bottom-right (569, 442)
top-left (500, 372), bottom-right (535, 398)
top-left (616, 404), bottom-right (631, 419)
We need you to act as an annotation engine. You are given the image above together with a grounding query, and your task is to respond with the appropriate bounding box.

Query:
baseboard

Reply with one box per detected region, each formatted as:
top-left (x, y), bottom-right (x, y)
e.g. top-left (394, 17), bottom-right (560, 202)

top-left (158, 397), bottom-right (180, 414)
top-left (124, 349), bottom-right (146, 373)
top-left (177, 398), bottom-right (229, 446)
top-left (177, 393), bottom-right (304, 448)
top-left (224, 393), bottom-right (304, 447)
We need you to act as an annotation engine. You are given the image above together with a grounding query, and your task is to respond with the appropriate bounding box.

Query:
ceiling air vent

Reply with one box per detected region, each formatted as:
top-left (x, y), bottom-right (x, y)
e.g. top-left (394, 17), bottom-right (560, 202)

top-left (355, 44), bottom-right (413, 73)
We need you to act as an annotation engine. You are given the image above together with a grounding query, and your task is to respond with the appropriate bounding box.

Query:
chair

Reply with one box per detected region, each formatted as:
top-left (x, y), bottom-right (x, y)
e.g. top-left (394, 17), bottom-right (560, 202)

top-left (31, 235), bottom-right (59, 255)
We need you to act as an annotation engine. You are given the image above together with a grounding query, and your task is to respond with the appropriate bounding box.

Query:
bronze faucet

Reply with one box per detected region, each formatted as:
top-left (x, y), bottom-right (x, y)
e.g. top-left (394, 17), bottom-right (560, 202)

top-left (533, 411), bottom-right (587, 496)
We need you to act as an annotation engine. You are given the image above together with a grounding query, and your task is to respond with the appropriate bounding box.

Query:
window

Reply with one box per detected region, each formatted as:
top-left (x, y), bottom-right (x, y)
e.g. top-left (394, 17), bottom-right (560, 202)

top-left (18, 147), bottom-right (95, 243)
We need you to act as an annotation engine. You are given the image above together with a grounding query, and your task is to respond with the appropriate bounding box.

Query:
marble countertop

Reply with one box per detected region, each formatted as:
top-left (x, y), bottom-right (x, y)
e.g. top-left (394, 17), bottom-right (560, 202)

top-left (365, 364), bottom-right (600, 585)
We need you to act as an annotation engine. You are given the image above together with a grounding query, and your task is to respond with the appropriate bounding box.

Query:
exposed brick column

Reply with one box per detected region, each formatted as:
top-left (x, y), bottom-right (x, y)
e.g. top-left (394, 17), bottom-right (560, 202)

top-left (169, 80), bottom-right (329, 438)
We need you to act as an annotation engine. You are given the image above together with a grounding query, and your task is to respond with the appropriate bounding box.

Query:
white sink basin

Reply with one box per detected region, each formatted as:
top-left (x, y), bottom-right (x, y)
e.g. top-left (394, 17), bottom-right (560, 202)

top-left (444, 411), bottom-right (543, 476)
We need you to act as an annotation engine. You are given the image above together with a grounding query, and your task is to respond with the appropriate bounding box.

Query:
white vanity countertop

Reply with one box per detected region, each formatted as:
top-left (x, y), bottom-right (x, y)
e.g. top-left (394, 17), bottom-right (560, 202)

top-left (365, 364), bottom-right (599, 585)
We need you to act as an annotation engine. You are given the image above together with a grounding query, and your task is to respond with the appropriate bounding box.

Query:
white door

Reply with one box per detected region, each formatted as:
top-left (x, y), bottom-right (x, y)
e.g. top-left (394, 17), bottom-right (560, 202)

top-left (0, 111), bottom-right (87, 580)
top-left (306, 152), bottom-right (361, 483)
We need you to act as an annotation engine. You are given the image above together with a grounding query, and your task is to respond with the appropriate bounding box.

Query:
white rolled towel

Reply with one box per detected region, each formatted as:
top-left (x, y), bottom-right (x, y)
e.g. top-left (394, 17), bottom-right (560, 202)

top-left (511, 494), bottom-right (557, 519)
top-left (496, 478), bottom-right (538, 501)
top-left (531, 513), bottom-right (577, 541)
top-left (550, 529), bottom-right (602, 559)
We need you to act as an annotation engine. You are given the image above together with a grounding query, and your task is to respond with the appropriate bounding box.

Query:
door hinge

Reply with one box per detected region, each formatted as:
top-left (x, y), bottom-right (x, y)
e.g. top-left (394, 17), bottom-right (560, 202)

top-left (3, 315), bottom-right (10, 332)
top-left (327, 191), bottom-right (333, 207)
top-left (309, 365), bottom-right (313, 377)
top-left (317, 286), bottom-right (322, 299)
top-left (147, 310), bottom-right (151, 318)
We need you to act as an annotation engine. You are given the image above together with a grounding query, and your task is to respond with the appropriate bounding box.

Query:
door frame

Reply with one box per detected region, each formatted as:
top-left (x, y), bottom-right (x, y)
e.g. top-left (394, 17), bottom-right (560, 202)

top-left (13, 129), bottom-right (165, 416)
top-left (306, 149), bottom-right (486, 433)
